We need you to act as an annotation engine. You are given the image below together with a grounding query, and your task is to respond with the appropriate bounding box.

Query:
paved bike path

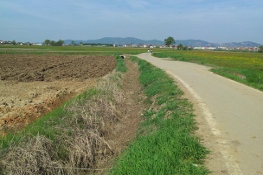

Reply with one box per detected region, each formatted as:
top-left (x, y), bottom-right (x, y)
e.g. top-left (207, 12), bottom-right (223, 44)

top-left (137, 53), bottom-right (263, 175)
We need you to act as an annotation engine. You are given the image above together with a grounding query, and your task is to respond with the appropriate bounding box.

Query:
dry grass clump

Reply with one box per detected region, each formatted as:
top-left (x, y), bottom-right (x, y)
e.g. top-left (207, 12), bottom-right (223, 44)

top-left (1, 135), bottom-right (67, 175)
top-left (62, 73), bottom-right (123, 173)
top-left (0, 72), bottom-right (124, 174)
top-left (65, 129), bottom-right (113, 174)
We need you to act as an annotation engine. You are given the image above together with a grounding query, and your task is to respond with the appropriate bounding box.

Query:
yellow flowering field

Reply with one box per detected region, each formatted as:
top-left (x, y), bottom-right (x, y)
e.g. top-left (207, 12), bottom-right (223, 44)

top-left (153, 50), bottom-right (263, 91)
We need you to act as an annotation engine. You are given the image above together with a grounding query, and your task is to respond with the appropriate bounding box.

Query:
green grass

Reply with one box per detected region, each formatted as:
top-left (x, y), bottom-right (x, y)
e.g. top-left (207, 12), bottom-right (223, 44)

top-left (110, 56), bottom-right (209, 175)
top-left (115, 55), bottom-right (127, 72)
top-left (0, 45), bottom-right (148, 55)
top-left (153, 50), bottom-right (263, 91)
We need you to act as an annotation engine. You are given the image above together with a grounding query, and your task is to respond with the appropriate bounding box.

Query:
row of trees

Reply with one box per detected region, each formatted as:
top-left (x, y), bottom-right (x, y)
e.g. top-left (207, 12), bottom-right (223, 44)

top-left (43, 39), bottom-right (64, 46)
top-left (259, 46), bottom-right (263, 53)
top-left (177, 44), bottom-right (190, 50)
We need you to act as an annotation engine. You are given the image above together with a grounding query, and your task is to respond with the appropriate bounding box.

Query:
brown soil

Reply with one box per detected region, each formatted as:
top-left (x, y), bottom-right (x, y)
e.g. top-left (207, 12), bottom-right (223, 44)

top-left (0, 54), bottom-right (116, 134)
top-left (0, 55), bottom-right (115, 82)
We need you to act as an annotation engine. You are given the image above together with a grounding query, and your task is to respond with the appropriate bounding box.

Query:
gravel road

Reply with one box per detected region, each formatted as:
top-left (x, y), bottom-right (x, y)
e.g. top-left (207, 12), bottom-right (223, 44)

top-left (137, 53), bottom-right (263, 175)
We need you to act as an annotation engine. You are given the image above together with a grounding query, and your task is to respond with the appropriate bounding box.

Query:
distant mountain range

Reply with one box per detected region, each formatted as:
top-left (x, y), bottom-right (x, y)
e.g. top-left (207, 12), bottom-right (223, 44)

top-left (64, 37), bottom-right (163, 45)
top-left (64, 37), bottom-right (262, 47)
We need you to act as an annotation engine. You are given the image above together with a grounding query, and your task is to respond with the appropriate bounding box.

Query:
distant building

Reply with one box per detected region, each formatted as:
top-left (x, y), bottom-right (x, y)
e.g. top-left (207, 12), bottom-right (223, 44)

top-left (193, 47), bottom-right (216, 50)
top-left (193, 47), bottom-right (205, 50)
top-left (217, 46), bottom-right (227, 50)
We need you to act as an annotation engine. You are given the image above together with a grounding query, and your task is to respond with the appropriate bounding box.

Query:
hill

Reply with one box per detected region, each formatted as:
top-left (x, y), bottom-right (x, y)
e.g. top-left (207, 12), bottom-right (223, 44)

top-left (64, 37), bottom-right (163, 45)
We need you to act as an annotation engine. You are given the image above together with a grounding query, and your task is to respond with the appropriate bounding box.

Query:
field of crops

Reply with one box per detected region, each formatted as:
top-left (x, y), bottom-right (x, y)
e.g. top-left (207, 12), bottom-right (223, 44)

top-left (153, 50), bottom-right (263, 91)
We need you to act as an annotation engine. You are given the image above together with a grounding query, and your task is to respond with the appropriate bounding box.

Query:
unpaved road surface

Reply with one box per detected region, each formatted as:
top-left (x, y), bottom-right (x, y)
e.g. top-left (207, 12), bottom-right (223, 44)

top-left (137, 53), bottom-right (263, 175)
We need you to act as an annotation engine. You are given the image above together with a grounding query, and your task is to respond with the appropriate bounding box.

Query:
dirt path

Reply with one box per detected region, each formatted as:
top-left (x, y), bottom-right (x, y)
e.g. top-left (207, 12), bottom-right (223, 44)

top-left (137, 53), bottom-right (263, 175)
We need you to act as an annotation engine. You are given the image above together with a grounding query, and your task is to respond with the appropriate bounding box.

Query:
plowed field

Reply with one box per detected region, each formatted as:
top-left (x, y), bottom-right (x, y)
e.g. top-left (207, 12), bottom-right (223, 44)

top-left (0, 54), bottom-right (116, 134)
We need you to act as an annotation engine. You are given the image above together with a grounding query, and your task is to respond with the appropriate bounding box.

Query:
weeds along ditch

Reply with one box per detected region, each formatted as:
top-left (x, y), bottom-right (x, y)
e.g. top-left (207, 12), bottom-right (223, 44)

top-left (153, 50), bottom-right (263, 91)
top-left (110, 56), bottom-right (209, 174)
top-left (0, 56), bottom-right (127, 174)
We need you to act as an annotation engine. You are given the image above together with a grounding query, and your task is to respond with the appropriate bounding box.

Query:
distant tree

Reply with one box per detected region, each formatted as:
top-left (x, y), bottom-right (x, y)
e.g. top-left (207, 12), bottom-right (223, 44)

top-left (164, 36), bottom-right (175, 47)
top-left (177, 44), bottom-right (183, 50)
top-left (48, 40), bottom-right (64, 46)
top-left (259, 46), bottom-right (263, 53)
top-left (57, 40), bottom-right (64, 46)
top-left (71, 41), bottom-right (75, 46)
top-left (50, 40), bottom-right (55, 46)
top-left (44, 39), bottom-right (51, 46)
top-left (11, 40), bottom-right (16, 45)
top-left (183, 46), bottom-right (188, 50)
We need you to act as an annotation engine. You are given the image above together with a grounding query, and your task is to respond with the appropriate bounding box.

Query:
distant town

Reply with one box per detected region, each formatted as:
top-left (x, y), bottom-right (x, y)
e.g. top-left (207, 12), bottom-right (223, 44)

top-left (123, 44), bottom-right (260, 52)
top-left (0, 40), bottom-right (42, 46)
top-left (0, 39), bottom-right (261, 52)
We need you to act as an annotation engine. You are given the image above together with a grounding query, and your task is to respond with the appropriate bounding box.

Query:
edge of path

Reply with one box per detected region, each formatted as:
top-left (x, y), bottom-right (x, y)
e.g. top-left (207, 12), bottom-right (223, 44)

top-left (136, 53), bottom-right (243, 175)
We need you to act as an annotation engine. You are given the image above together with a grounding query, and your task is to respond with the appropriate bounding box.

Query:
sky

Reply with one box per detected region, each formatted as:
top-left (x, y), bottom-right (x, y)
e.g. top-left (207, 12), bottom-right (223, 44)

top-left (1, 0), bottom-right (263, 44)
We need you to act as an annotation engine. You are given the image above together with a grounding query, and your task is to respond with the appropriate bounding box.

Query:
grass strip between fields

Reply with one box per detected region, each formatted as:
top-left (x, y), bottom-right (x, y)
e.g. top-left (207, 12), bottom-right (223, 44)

top-left (109, 56), bottom-right (209, 175)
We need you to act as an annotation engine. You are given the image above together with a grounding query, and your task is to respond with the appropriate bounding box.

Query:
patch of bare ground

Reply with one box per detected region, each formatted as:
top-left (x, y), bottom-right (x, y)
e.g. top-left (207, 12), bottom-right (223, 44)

top-left (0, 79), bottom-right (96, 135)
top-left (169, 75), bottom-right (229, 175)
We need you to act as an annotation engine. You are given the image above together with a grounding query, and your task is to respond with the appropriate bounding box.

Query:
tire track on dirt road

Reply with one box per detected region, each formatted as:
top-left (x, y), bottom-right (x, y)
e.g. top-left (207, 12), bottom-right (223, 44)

top-left (137, 53), bottom-right (263, 175)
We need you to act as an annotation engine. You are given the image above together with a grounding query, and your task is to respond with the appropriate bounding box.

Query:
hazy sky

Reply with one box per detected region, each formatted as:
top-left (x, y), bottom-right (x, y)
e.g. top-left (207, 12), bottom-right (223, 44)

top-left (1, 0), bottom-right (263, 44)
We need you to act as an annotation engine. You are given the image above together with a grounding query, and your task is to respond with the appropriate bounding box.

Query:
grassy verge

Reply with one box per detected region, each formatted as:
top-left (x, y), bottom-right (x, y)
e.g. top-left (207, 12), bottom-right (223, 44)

top-left (0, 56), bottom-right (126, 174)
top-left (110, 56), bottom-right (209, 174)
top-left (153, 51), bottom-right (263, 91)
top-left (115, 55), bottom-right (127, 72)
